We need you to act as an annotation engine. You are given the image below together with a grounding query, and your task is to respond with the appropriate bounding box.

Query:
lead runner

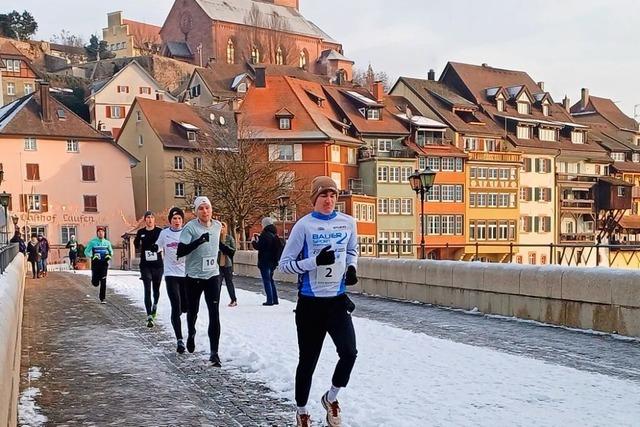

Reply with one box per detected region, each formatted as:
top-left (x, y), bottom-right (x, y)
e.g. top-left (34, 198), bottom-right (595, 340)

top-left (278, 176), bottom-right (359, 427)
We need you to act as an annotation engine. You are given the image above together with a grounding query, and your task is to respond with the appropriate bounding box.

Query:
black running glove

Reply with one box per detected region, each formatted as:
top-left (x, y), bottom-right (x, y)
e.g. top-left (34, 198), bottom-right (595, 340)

top-left (198, 233), bottom-right (210, 243)
top-left (345, 265), bottom-right (358, 286)
top-left (177, 233), bottom-right (209, 258)
top-left (316, 245), bottom-right (335, 266)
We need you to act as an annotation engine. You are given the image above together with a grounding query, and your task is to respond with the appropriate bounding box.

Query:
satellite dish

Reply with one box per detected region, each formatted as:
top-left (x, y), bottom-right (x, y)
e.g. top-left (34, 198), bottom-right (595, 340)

top-left (209, 113), bottom-right (215, 122)
top-left (219, 116), bottom-right (226, 125)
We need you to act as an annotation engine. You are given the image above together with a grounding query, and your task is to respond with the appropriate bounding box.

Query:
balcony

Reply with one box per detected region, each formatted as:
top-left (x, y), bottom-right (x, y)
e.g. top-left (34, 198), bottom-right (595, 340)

top-left (359, 148), bottom-right (415, 160)
top-left (560, 233), bottom-right (595, 243)
top-left (556, 173), bottom-right (599, 184)
top-left (467, 151), bottom-right (521, 163)
top-left (417, 137), bottom-right (448, 146)
top-left (560, 199), bottom-right (595, 211)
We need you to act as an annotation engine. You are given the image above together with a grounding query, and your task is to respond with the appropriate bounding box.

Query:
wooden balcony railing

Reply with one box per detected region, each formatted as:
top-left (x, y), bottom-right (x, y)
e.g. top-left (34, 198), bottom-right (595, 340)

top-left (467, 151), bottom-right (521, 163)
top-left (560, 199), bottom-right (595, 210)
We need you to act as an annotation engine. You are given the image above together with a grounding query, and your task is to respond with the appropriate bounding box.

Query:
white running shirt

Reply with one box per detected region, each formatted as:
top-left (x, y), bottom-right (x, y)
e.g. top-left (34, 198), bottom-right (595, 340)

top-left (157, 227), bottom-right (185, 277)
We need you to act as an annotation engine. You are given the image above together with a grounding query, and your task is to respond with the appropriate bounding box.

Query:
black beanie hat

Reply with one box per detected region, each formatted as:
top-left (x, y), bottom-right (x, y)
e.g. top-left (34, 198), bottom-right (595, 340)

top-left (168, 207), bottom-right (185, 221)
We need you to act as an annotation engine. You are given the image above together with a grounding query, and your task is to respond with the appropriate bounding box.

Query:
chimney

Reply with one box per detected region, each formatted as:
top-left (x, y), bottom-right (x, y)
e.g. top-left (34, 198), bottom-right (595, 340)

top-left (336, 70), bottom-right (345, 86)
top-left (38, 81), bottom-right (52, 123)
top-left (255, 65), bottom-right (266, 88)
top-left (482, 63), bottom-right (489, 67)
top-left (563, 95), bottom-right (571, 113)
top-left (427, 69), bottom-right (435, 81)
top-left (538, 81), bottom-right (545, 91)
top-left (372, 80), bottom-right (384, 103)
top-left (581, 88), bottom-right (590, 110)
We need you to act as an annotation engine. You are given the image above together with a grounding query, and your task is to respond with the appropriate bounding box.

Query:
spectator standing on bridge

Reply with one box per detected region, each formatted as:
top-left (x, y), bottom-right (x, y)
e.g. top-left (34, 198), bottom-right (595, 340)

top-left (219, 221), bottom-right (238, 307)
top-left (177, 196), bottom-right (223, 367)
top-left (134, 211), bottom-right (164, 328)
top-left (84, 227), bottom-right (113, 304)
top-left (251, 217), bottom-right (283, 306)
top-left (26, 235), bottom-right (41, 279)
top-left (66, 235), bottom-right (79, 269)
top-left (10, 231), bottom-right (26, 255)
top-left (37, 234), bottom-right (50, 278)
top-left (278, 176), bottom-right (359, 427)
top-left (156, 207), bottom-right (188, 354)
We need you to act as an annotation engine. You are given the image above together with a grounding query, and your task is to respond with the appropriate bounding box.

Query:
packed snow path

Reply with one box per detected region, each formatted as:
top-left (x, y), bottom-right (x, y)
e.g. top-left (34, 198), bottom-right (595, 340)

top-left (19, 271), bottom-right (640, 426)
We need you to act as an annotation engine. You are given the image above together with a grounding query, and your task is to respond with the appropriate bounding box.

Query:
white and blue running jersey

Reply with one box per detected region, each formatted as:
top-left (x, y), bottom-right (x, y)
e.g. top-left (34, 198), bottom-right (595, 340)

top-left (279, 210), bottom-right (358, 297)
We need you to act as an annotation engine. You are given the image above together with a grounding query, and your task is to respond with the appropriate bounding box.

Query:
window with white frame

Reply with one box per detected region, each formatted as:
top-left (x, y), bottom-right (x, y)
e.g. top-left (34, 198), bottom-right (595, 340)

top-left (389, 198), bottom-right (401, 214)
top-left (418, 157), bottom-right (427, 170)
top-left (347, 148), bottom-right (356, 165)
top-left (377, 139), bottom-right (392, 152)
top-left (28, 195), bottom-right (42, 211)
top-left (612, 152), bottom-right (626, 162)
top-left (499, 221), bottom-right (508, 240)
top-left (367, 108), bottom-right (381, 120)
top-left (477, 193), bottom-right (487, 207)
top-left (633, 153), bottom-right (640, 163)
top-left (331, 145), bottom-right (341, 163)
top-left (485, 139), bottom-right (497, 152)
top-left (66, 139), bottom-right (79, 152)
top-left (464, 137), bottom-right (478, 151)
top-left (455, 185), bottom-right (463, 202)
top-left (194, 157), bottom-right (203, 170)
top-left (469, 222), bottom-right (476, 240)
top-left (117, 85), bottom-right (129, 93)
top-left (276, 145), bottom-right (294, 161)
top-left (539, 128), bottom-right (557, 142)
top-left (441, 185), bottom-right (455, 202)
top-left (517, 102), bottom-right (530, 115)
top-left (194, 184), bottom-right (203, 197)
top-left (542, 104), bottom-right (550, 116)
top-left (24, 83), bottom-right (33, 94)
top-left (427, 215), bottom-right (441, 235)
top-left (335, 202), bottom-right (346, 213)
top-left (389, 167), bottom-right (400, 182)
top-left (441, 157), bottom-right (455, 171)
top-left (499, 194), bottom-right (510, 207)
top-left (455, 157), bottom-right (463, 171)
top-left (488, 221), bottom-right (498, 240)
top-left (377, 166), bottom-right (388, 182)
top-left (477, 221), bottom-right (486, 240)
top-left (401, 167), bottom-right (412, 182)
top-left (427, 185), bottom-right (440, 201)
top-left (488, 168), bottom-right (498, 180)
top-left (24, 137), bottom-right (37, 151)
top-left (187, 131), bottom-right (196, 142)
top-left (488, 193), bottom-right (498, 207)
top-left (441, 215), bottom-right (455, 235)
top-left (517, 125), bottom-right (531, 139)
top-left (174, 156), bottom-right (184, 170)
top-left (61, 225), bottom-right (77, 244)
top-left (498, 168), bottom-right (509, 180)
top-left (378, 232), bottom-right (389, 254)
top-left (571, 131), bottom-right (585, 144)
top-left (389, 232), bottom-right (401, 254)
top-left (426, 157), bottom-right (440, 171)
top-left (377, 198), bottom-right (388, 214)
top-left (175, 182), bottom-right (185, 197)
top-left (401, 232), bottom-right (413, 254)
top-left (497, 98), bottom-right (504, 112)
top-left (477, 168), bottom-right (487, 179)
top-left (7, 82), bottom-right (15, 95)
top-left (469, 193), bottom-right (476, 207)
top-left (111, 106), bottom-right (124, 118)
top-left (279, 117), bottom-right (291, 130)
top-left (401, 198), bottom-right (412, 215)
top-left (455, 215), bottom-right (463, 235)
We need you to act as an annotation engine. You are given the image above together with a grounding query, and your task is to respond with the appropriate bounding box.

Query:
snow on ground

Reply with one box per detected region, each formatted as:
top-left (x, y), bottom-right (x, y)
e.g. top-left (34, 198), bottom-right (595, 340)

top-left (77, 271), bottom-right (640, 427)
top-left (18, 368), bottom-right (47, 427)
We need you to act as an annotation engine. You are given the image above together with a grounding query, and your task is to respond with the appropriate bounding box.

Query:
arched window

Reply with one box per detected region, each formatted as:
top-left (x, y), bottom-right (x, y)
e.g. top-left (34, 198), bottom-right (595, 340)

top-left (276, 46), bottom-right (284, 65)
top-left (226, 39), bottom-right (235, 64)
top-left (299, 50), bottom-right (307, 69)
top-left (251, 46), bottom-right (260, 64)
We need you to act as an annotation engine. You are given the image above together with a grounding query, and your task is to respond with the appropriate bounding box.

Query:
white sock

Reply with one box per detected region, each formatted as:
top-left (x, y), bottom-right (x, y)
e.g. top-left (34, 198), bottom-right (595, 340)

top-left (327, 385), bottom-right (340, 402)
top-left (297, 406), bottom-right (308, 415)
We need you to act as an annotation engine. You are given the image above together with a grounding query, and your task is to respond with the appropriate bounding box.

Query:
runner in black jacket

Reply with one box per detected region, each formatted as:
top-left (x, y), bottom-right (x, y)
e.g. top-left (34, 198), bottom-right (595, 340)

top-left (134, 210), bottom-right (164, 327)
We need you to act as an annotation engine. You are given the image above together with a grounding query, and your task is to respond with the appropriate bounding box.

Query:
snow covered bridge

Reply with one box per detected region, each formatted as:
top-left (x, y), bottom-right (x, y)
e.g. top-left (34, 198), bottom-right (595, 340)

top-left (10, 267), bottom-right (640, 426)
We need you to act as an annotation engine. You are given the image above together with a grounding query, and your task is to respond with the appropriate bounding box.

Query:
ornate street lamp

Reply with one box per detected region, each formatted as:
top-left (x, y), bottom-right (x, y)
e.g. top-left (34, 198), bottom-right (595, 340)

top-left (409, 168), bottom-right (436, 259)
top-left (11, 213), bottom-right (19, 233)
top-left (0, 191), bottom-right (10, 245)
top-left (276, 194), bottom-right (290, 241)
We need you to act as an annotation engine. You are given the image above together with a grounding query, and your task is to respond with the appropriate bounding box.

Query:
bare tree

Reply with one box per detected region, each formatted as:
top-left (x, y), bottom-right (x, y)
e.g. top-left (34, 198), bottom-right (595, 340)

top-left (172, 120), bottom-right (307, 245)
top-left (238, 4), bottom-right (297, 65)
top-left (50, 29), bottom-right (84, 47)
top-left (353, 63), bottom-right (391, 92)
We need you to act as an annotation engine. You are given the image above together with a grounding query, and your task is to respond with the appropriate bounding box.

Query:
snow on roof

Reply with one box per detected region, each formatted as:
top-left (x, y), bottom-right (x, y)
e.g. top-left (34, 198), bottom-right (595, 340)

top-left (344, 90), bottom-right (380, 107)
top-left (396, 113), bottom-right (448, 128)
top-left (177, 121), bottom-right (199, 131)
top-left (485, 87), bottom-right (500, 97)
top-left (506, 85), bottom-right (524, 98)
top-left (231, 73), bottom-right (249, 90)
top-left (497, 114), bottom-right (587, 129)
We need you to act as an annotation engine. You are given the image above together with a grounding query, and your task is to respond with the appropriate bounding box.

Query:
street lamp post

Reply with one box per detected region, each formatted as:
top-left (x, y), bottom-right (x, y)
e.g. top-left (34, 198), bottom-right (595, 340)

top-left (11, 214), bottom-right (19, 234)
top-left (409, 168), bottom-right (436, 259)
top-left (276, 195), bottom-right (290, 241)
top-left (0, 191), bottom-right (10, 245)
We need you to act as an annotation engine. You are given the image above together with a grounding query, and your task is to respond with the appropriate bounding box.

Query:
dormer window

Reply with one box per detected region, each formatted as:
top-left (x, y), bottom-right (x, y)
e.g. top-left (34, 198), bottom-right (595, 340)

top-left (367, 108), bottom-right (381, 120)
top-left (497, 98), bottom-right (504, 112)
top-left (275, 108), bottom-right (294, 130)
top-left (571, 131), bottom-right (585, 144)
top-left (539, 127), bottom-right (557, 142)
top-left (279, 118), bottom-right (291, 130)
top-left (542, 104), bottom-right (550, 116)
top-left (237, 82), bottom-right (247, 93)
top-left (517, 125), bottom-right (532, 139)
top-left (633, 153), bottom-right (640, 163)
top-left (611, 152), bottom-right (626, 162)
top-left (187, 131), bottom-right (196, 142)
top-left (517, 102), bottom-right (530, 115)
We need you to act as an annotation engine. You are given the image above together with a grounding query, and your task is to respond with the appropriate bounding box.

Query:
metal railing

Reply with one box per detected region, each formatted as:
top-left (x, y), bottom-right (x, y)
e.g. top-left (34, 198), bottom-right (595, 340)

top-left (0, 243), bottom-right (19, 274)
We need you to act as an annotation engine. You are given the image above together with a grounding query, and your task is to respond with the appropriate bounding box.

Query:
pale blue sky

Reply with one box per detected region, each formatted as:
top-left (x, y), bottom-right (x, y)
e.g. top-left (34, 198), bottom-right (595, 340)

top-left (5, 0), bottom-right (639, 117)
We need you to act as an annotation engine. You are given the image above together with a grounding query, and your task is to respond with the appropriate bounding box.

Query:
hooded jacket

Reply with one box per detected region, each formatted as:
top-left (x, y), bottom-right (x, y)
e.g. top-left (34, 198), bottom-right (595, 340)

top-left (251, 224), bottom-right (283, 269)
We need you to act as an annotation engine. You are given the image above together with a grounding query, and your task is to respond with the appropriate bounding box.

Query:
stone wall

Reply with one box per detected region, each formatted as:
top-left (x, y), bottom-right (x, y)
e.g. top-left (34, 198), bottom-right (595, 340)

top-left (233, 251), bottom-right (640, 337)
top-left (0, 254), bottom-right (26, 427)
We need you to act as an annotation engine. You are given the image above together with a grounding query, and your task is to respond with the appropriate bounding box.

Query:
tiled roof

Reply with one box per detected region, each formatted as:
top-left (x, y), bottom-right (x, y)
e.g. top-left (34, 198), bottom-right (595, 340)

top-left (123, 19), bottom-right (162, 48)
top-left (131, 97), bottom-right (236, 150)
top-left (323, 86), bottom-right (409, 136)
top-left (0, 91), bottom-right (112, 141)
top-left (0, 39), bottom-right (24, 57)
top-left (619, 215), bottom-right (640, 230)
top-left (192, 0), bottom-right (338, 43)
top-left (590, 131), bottom-right (634, 153)
top-left (571, 95), bottom-right (639, 131)
top-left (395, 77), bottom-right (504, 136)
top-left (611, 162), bottom-right (640, 173)
top-left (239, 75), bottom-right (360, 143)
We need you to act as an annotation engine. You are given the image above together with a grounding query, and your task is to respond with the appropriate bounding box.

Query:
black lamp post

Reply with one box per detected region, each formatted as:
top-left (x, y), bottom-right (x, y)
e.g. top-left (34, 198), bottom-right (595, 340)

top-left (0, 191), bottom-right (10, 245)
top-left (11, 213), bottom-right (19, 234)
top-left (276, 194), bottom-right (290, 241)
top-left (409, 168), bottom-right (436, 259)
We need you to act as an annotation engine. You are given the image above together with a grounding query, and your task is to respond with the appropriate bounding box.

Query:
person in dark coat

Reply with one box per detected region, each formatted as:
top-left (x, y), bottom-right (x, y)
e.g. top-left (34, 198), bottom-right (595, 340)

top-left (37, 235), bottom-right (50, 278)
top-left (10, 231), bottom-right (26, 254)
top-left (251, 217), bottom-right (283, 306)
top-left (26, 235), bottom-right (41, 279)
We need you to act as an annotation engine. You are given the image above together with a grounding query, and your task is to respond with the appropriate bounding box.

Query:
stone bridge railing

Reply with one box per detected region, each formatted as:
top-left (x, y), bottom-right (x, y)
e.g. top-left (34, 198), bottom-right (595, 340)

top-left (233, 251), bottom-right (640, 337)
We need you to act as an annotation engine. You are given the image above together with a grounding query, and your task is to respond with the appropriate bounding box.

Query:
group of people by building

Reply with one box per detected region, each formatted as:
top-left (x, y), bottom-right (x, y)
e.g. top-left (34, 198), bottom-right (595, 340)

top-left (12, 175), bottom-right (359, 427)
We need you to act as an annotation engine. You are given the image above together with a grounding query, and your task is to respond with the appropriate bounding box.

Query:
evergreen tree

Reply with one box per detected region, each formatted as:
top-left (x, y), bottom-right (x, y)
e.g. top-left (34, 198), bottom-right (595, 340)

top-left (0, 10), bottom-right (38, 40)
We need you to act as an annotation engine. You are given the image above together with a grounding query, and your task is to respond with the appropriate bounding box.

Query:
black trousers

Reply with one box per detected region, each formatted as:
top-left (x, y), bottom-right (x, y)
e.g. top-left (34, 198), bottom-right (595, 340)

top-left (29, 260), bottom-right (38, 278)
top-left (165, 276), bottom-right (188, 340)
top-left (220, 266), bottom-right (237, 302)
top-left (295, 293), bottom-right (358, 407)
top-left (91, 259), bottom-right (109, 301)
top-left (186, 275), bottom-right (221, 355)
top-left (141, 265), bottom-right (163, 315)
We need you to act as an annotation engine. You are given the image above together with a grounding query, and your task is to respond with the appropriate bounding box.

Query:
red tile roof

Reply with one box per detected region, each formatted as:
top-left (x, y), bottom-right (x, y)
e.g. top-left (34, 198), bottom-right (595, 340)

top-left (0, 39), bottom-right (23, 57)
top-left (239, 75), bottom-right (361, 144)
top-left (571, 95), bottom-right (639, 132)
top-left (123, 19), bottom-right (162, 48)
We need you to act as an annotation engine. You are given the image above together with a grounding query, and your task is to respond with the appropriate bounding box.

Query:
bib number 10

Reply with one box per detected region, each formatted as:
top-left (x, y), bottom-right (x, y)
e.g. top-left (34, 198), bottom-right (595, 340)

top-left (202, 257), bottom-right (216, 271)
